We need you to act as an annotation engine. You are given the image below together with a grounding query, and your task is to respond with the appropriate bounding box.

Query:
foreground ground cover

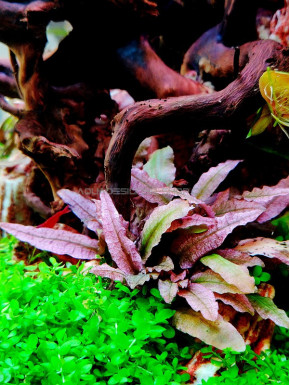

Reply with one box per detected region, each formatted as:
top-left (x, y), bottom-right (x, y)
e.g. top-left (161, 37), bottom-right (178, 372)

top-left (0, 236), bottom-right (288, 385)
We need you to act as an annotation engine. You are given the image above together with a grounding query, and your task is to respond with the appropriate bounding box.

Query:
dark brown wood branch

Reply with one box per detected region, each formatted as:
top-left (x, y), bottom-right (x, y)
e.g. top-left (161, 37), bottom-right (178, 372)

top-left (0, 95), bottom-right (23, 117)
top-left (181, 0), bottom-right (259, 86)
top-left (220, 0), bottom-right (257, 47)
top-left (114, 36), bottom-right (211, 100)
top-left (106, 0), bottom-right (158, 17)
top-left (0, 60), bottom-right (19, 98)
top-left (105, 39), bottom-right (288, 219)
top-left (0, 0), bottom-right (60, 46)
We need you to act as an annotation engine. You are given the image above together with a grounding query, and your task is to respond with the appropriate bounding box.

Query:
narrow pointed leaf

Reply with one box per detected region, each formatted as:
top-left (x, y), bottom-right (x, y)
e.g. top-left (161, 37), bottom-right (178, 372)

top-left (179, 283), bottom-right (218, 321)
top-left (58, 189), bottom-right (102, 234)
top-left (212, 198), bottom-right (265, 217)
top-left (249, 104), bottom-right (272, 136)
top-left (242, 177), bottom-right (289, 204)
top-left (173, 309), bottom-right (246, 352)
top-left (214, 293), bottom-right (255, 315)
top-left (218, 249), bottom-right (265, 267)
top-left (174, 205), bottom-right (264, 268)
top-left (167, 214), bottom-right (216, 233)
top-left (201, 254), bottom-right (255, 294)
top-left (158, 280), bottom-right (179, 304)
top-left (140, 199), bottom-right (190, 261)
top-left (235, 237), bottom-right (289, 265)
top-left (90, 263), bottom-right (125, 282)
top-left (154, 187), bottom-right (216, 217)
top-left (257, 195), bottom-right (289, 223)
top-left (37, 206), bottom-right (71, 228)
top-left (131, 168), bottom-right (170, 205)
top-left (241, 177), bottom-right (289, 223)
top-left (0, 223), bottom-right (99, 259)
top-left (143, 146), bottom-right (176, 186)
top-left (191, 271), bottom-right (243, 294)
top-left (153, 187), bottom-right (203, 205)
top-left (191, 160), bottom-right (241, 200)
top-left (100, 190), bottom-right (143, 274)
top-left (247, 294), bottom-right (289, 328)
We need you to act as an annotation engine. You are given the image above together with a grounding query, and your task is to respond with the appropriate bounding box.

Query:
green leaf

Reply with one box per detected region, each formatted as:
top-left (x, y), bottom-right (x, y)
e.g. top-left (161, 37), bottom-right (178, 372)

top-left (143, 146), bottom-right (176, 186)
top-left (191, 160), bottom-right (241, 200)
top-left (140, 199), bottom-right (190, 261)
top-left (173, 309), bottom-right (246, 352)
top-left (252, 266), bottom-right (263, 277)
top-left (247, 294), bottom-right (289, 328)
top-left (259, 272), bottom-right (271, 282)
top-left (201, 254), bottom-right (256, 294)
top-left (191, 270), bottom-right (243, 294)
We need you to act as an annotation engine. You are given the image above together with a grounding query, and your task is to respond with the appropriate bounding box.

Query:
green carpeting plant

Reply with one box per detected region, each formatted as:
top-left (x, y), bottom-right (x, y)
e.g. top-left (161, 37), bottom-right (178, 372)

top-left (0, 236), bottom-right (288, 385)
top-left (200, 343), bottom-right (289, 385)
top-left (0, 236), bottom-right (191, 385)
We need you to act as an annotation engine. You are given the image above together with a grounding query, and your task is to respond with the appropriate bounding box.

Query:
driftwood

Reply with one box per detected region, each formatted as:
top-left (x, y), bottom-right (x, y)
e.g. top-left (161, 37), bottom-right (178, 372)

top-left (181, 0), bottom-right (259, 87)
top-left (105, 39), bottom-right (289, 219)
top-left (0, 0), bottom-right (210, 211)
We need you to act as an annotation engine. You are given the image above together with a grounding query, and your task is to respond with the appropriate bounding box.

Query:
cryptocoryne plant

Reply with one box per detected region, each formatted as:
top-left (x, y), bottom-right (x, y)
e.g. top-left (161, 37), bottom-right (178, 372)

top-left (1, 147), bottom-right (289, 351)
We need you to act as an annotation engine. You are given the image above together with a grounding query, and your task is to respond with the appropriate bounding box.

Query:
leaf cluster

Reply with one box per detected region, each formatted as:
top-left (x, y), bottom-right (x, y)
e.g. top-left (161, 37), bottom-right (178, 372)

top-left (0, 237), bottom-right (191, 385)
top-left (0, 149), bottom-right (289, 351)
top-left (200, 344), bottom-right (289, 385)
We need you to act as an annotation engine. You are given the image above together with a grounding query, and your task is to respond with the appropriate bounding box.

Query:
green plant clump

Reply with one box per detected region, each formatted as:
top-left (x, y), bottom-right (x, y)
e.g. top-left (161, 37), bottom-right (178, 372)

top-left (0, 237), bottom-right (191, 385)
top-left (201, 344), bottom-right (289, 385)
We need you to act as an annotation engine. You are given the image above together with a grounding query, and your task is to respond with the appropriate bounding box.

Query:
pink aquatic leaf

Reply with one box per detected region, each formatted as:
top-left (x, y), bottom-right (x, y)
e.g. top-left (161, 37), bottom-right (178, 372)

top-left (140, 199), bottom-right (190, 261)
top-left (125, 272), bottom-right (151, 289)
top-left (247, 294), bottom-right (289, 328)
top-left (191, 270), bottom-right (243, 294)
top-left (218, 249), bottom-right (265, 267)
top-left (241, 177), bottom-right (289, 204)
top-left (179, 283), bottom-right (218, 321)
top-left (90, 263), bottom-right (125, 282)
top-left (143, 146), bottom-right (176, 186)
top-left (200, 254), bottom-right (256, 294)
top-left (100, 190), bottom-right (143, 274)
top-left (170, 270), bottom-right (187, 282)
top-left (153, 187), bottom-right (203, 205)
top-left (173, 309), bottom-right (246, 352)
top-left (0, 223), bottom-right (100, 260)
top-left (241, 177), bottom-right (289, 223)
top-left (158, 280), bottom-right (179, 304)
top-left (191, 160), bottom-right (242, 200)
top-left (212, 197), bottom-right (265, 217)
top-left (214, 293), bottom-right (255, 315)
top-left (211, 189), bottom-right (231, 209)
top-left (58, 189), bottom-right (102, 234)
top-left (154, 187), bottom-right (215, 217)
top-left (147, 256), bottom-right (174, 273)
top-left (235, 237), bottom-right (289, 265)
top-left (167, 214), bottom-right (216, 233)
top-left (173, 204), bottom-right (264, 268)
top-left (131, 168), bottom-right (170, 205)
top-left (178, 279), bottom-right (189, 288)
top-left (257, 195), bottom-right (289, 223)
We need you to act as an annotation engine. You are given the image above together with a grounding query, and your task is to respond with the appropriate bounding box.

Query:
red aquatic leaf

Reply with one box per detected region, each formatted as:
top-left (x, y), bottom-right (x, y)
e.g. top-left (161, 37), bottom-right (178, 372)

top-left (179, 283), bottom-right (219, 321)
top-left (100, 190), bottom-right (143, 274)
top-left (58, 189), bottom-right (102, 234)
top-left (37, 206), bottom-right (71, 228)
top-left (191, 160), bottom-right (242, 201)
top-left (0, 222), bottom-right (100, 260)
